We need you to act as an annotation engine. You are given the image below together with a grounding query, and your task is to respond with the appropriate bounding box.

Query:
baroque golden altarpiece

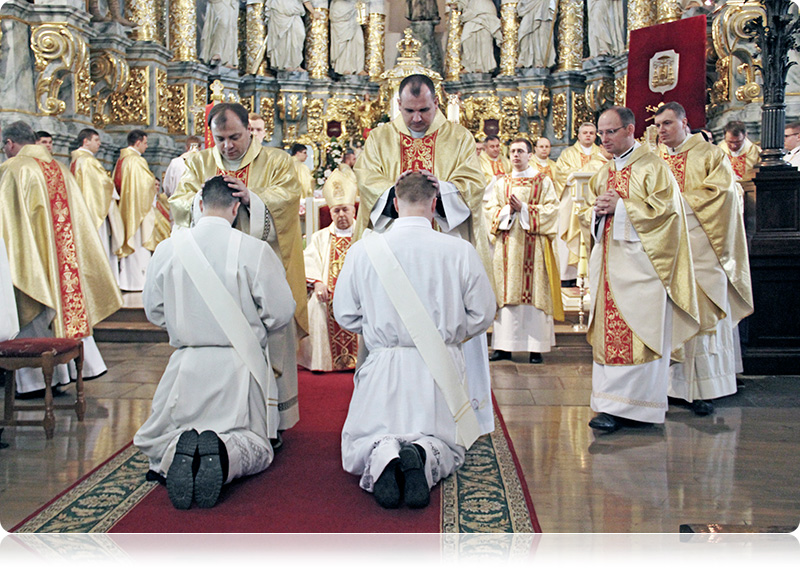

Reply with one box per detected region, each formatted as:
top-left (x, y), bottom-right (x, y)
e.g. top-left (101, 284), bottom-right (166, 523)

top-left (0, 0), bottom-right (791, 178)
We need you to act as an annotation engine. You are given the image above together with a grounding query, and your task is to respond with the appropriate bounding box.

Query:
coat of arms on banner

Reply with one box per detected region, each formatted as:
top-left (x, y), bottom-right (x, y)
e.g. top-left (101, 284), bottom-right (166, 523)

top-left (649, 50), bottom-right (680, 94)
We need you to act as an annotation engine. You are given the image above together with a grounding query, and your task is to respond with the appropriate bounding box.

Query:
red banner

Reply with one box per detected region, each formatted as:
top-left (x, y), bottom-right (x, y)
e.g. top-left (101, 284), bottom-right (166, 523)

top-left (626, 15), bottom-right (707, 138)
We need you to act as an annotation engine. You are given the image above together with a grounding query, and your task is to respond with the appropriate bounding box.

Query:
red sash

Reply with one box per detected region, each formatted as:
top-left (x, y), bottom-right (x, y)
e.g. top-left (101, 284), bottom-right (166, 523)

top-left (34, 158), bottom-right (90, 339)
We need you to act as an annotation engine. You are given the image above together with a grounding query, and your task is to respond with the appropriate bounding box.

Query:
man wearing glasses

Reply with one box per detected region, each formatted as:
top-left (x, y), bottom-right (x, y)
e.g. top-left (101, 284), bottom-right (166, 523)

top-left (580, 107), bottom-right (700, 434)
top-left (784, 121), bottom-right (800, 169)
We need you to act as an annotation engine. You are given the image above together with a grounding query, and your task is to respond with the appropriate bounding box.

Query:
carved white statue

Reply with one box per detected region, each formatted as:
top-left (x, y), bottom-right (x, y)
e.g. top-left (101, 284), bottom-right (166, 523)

top-left (265, 0), bottom-right (322, 71)
top-left (200, 0), bottom-right (240, 68)
top-left (456, 0), bottom-right (502, 74)
top-left (517, 0), bottom-right (556, 69)
top-left (587, 0), bottom-right (626, 57)
top-left (330, 0), bottom-right (366, 75)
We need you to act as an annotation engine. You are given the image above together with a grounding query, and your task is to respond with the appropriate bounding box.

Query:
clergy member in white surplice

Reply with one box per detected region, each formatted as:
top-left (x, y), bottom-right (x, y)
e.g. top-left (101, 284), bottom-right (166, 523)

top-left (297, 169), bottom-right (359, 372)
top-left (334, 172), bottom-right (496, 510)
top-left (487, 138), bottom-right (562, 365)
top-left (135, 175), bottom-right (296, 510)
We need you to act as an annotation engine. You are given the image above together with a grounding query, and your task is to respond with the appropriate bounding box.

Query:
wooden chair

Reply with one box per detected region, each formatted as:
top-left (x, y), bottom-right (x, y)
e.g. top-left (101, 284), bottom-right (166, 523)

top-left (0, 338), bottom-right (85, 439)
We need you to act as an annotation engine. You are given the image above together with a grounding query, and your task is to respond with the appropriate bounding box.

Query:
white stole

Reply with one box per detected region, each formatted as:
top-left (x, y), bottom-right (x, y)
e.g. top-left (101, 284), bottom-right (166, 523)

top-left (173, 229), bottom-right (279, 438)
top-left (362, 232), bottom-right (480, 450)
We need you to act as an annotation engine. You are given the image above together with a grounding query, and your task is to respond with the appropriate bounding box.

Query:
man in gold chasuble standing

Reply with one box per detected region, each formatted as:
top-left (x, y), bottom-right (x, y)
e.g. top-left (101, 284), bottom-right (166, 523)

top-left (0, 121), bottom-right (122, 394)
top-left (580, 107), bottom-right (699, 433)
top-left (353, 73), bottom-right (496, 437)
top-left (170, 103), bottom-right (306, 432)
top-left (654, 102), bottom-right (753, 416)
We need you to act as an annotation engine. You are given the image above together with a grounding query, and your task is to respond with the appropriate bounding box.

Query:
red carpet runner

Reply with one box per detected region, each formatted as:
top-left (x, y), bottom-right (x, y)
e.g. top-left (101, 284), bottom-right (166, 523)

top-left (110, 370), bottom-right (441, 532)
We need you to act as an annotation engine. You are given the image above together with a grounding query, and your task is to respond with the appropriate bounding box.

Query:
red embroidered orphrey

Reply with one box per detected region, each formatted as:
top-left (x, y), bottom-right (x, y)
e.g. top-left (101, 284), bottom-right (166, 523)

top-left (400, 131), bottom-right (437, 172)
top-left (34, 158), bottom-right (90, 339)
top-left (326, 235), bottom-right (357, 369)
top-left (662, 151), bottom-right (688, 192)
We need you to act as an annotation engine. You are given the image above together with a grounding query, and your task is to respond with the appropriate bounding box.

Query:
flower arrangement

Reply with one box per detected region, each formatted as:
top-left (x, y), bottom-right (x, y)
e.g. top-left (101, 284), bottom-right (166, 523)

top-left (315, 137), bottom-right (345, 188)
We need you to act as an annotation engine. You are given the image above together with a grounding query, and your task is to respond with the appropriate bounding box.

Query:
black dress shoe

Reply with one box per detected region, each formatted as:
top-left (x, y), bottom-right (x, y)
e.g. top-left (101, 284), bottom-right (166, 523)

top-left (399, 443), bottom-right (430, 509)
top-left (167, 429), bottom-right (198, 509)
top-left (529, 352), bottom-right (543, 364)
top-left (373, 458), bottom-right (402, 509)
top-left (194, 430), bottom-right (224, 508)
top-left (489, 350), bottom-right (512, 362)
top-left (690, 399), bottom-right (714, 416)
top-left (588, 413), bottom-right (621, 433)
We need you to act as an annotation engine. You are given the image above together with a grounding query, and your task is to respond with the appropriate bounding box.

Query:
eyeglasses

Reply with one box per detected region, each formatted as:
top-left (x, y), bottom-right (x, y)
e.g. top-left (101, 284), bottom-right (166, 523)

top-left (785, 132), bottom-right (800, 138)
top-left (597, 126), bottom-right (624, 137)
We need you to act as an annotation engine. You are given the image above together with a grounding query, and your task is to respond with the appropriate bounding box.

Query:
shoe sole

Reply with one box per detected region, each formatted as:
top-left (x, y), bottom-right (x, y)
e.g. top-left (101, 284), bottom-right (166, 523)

top-left (373, 459), bottom-right (401, 509)
top-left (166, 430), bottom-right (197, 510)
top-left (194, 431), bottom-right (223, 508)
top-left (399, 445), bottom-right (430, 509)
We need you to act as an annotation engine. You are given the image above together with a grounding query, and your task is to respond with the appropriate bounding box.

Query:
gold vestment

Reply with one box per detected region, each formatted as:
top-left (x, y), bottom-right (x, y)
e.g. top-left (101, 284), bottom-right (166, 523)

top-left (170, 140), bottom-right (308, 334)
top-left (718, 138), bottom-right (761, 181)
top-left (582, 145), bottom-right (699, 365)
top-left (555, 142), bottom-right (607, 199)
top-left (0, 145), bottom-right (122, 336)
top-left (478, 152), bottom-right (511, 185)
top-left (487, 173), bottom-right (563, 320)
top-left (354, 111), bottom-right (493, 283)
top-left (70, 149), bottom-right (119, 232)
top-left (659, 134), bottom-right (754, 330)
top-left (113, 147), bottom-right (156, 258)
top-left (294, 160), bottom-right (314, 198)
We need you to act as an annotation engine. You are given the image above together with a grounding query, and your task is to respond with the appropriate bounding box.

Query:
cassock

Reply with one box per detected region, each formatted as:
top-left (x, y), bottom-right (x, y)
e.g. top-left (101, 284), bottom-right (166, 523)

top-left (135, 216), bottom-right (296, 482)
top-left (660, 134), bottom-right (753, 402)
top-left (333, 218), bottom-right (496, 492)
top-left (298, 223), bottom-right (358, 372)
top-left (70, 147), bottom-right (124, 283)
top-left (582, 143), bottom-right (699, 423)
top-left (170, 138), bottom-right (308, 337)
top-left (113, 146), bottom-right (156, 291)
top-left (487, 167), bottom-right (562, 352)
top-left (162, 149), bottom-right (199, 197)
top-left (354, 110), bottom-right (495, 435)
top-left (718, 138), bottom-right (761, 182)
top-left (555, 142), bottom-right (607, 281)
top-left (0, 144), bottom-right (122, 392)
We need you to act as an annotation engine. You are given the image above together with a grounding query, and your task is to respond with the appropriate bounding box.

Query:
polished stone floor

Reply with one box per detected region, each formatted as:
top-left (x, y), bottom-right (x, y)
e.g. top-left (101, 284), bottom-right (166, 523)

top-left (1, 340), bottom-right (799, 533)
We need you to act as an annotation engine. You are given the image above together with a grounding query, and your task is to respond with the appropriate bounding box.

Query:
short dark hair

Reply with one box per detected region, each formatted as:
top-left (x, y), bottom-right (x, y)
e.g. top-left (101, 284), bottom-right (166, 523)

top-left (399, 74), bottom-right (436, 100)
top-left (786, 121), bottom-right (800, 131)
top-left (510, 137), bottom-right (532, 153)
top-left (208, 102), bottom-right (249, 129)
top-left (484, 135), bottom-right (500, 143)
top-left (77, 128), bottom-right (99, 147)
top-left (723, 121), bottom-right (747, 137)
top-left (201, 175), bottom-right (238, 210)
top-left (127, 129), bottom-right (147, 146)
top-left (290, 143), bottom-right (306, 156)
top-left (395, 171), bottom-right (437, 204)
top-left (344, 148), bottom-right (355, 157)
top-left (603, 106), bottom-right (636, 128)
top-left (654, 101), bottom-right (687, 120)
top-left (4, 121), bottom-right (36, 145)
top-left (691, 128), bottom-right (713, 143)
top-left (36, 130), bottom-right (52, 140)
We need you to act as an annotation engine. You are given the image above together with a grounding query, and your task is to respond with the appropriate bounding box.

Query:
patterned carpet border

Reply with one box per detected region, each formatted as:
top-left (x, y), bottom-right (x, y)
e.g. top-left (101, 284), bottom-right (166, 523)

top-left (12, 445), bottom-right (156, 533)
top-left (14, 408), bottom-right (539, 533)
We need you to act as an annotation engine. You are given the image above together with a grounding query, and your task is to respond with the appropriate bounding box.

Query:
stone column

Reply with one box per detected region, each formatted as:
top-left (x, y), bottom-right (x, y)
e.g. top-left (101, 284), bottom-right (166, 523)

top-left (556, 0), bottom-right (583, 72)
top-left (169, 0), bottom-right (197, 61)
top-left (366, 0), bottom-right (386, 80)
top-left (245, 1), bottom-right (267, 75)
top-left (444, 2), bottom-right (461, 82)
top-left (657, 0), bottom-right (683, 24)
top-left (126, 0), bottom-right (159, 43)
top-left (499, 0), bottom-right (519, 77)
top-left (307, 4), bottom-right (329, 80)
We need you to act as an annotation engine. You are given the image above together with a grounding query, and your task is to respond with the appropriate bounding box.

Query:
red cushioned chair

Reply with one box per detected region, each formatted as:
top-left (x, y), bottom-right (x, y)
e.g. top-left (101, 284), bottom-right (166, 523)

top-left (0, 338), bottom-right (85, 439)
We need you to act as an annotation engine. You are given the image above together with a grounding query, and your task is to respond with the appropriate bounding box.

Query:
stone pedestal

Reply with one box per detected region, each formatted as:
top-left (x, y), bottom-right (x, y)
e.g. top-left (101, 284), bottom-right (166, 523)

top-left (548, 71), bottom-right (586, 157)
top-left (515, 70), bottom-right (552, 142)
top-left (741, 165), bottom-right (800, 374)
top-left (276, 71), bottom-right (311, 147)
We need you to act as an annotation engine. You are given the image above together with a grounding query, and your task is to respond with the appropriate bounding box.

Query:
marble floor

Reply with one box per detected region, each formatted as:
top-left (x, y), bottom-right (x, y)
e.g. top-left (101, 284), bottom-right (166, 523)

top-left (0, 340), bottom-right (799, 533)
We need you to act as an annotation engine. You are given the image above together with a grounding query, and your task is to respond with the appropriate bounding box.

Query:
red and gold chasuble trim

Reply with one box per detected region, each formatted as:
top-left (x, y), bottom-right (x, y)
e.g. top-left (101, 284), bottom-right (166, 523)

top-left (535, 163), bottom-right (552, 179)
top-left (490, 158), bottom-right (505, 176)
top-left (580, 153), bottom-right (592, 167)
top-left (501, 175), bottom-right (540, 305)
top-left (400, 131), bottom-right (437, 171)
top-left (662, 151), bottom-right (687, 192)
top-left (112, 157), bottom-right (125, 191)
top-left (728, 154), bottom-right (746, 179)
top-left (326, 235), bottom-right (357, 369)
top-left (602, 167), bottom-right (633, 364)
top-left (216, 164), bottom-right (251, 186)
top-left (35, 158), bottom-right (90, 339)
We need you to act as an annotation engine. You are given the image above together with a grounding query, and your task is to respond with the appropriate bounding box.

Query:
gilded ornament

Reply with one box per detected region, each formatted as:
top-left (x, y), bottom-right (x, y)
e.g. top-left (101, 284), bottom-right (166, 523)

top-left (572, 92), bottom-right (593, 139)
top-left (500, 2), bottom-right (519, 76)
top-left (260, 97), bottom-right (276, 141)
top-left (169, 0), bottom-right (197, 62)
top-left (192, 85), bottom-right (208, 135)
top-left (246, 2), bottom-right (267, 75)
top-left (156, 69), bottom-right (187, 134)
top-left (501, 96), bottom-right (521, 140)
top-left (556, 0), bottom-right (583, 72)
top-left (305, 98), bottom-right (325, 142)
top-left (30, 24), bottom-right (90, 116)
top-left (90, 50), bottom-right (130, 127)
top-left (628, 0), bottom-right (657, 44)
top-left (657, 0), bottom-right (683, 24)
top-left (444, 2), bottom-right (462, 82)
top-left (307, 8), bottom-right (330, 80)
top-left (109, 66), bottom-right (149, 125)
top-left (367, 11), bottom-right (386, 80)
top-left (552, 92), bottom-right (567, 139)
top-left (614, 75), bottom-right (627, 107)
top-left (128, 0), bottom-right (159, 44)
top-left (711, 0), bottom-right (764, 104)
